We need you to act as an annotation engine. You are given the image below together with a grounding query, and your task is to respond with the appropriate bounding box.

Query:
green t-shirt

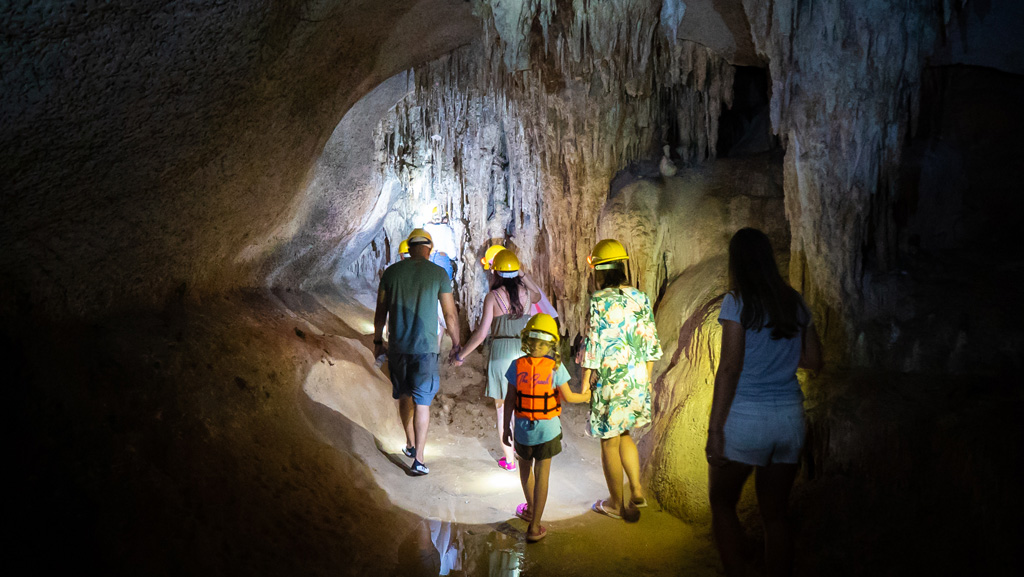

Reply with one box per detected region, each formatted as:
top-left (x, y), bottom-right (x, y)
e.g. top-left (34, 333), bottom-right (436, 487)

top-left (381, 257), bottom-right (453, 354)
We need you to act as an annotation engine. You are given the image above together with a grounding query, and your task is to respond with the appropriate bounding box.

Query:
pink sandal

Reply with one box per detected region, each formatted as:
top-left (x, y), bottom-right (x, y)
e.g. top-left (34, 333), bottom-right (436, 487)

top-left (498, 457), bottom-right (517, 471)
top-left (515, 502), bottom-right (533, 522)
top-left (526, 525), bottom-right (547, 542)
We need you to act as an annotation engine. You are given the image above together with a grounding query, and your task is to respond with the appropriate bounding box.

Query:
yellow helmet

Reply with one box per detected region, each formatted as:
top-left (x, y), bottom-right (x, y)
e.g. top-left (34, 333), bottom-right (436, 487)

top-left (480, 244), bottom-right (506, 270)
top-left (407, 228), bottom-right (433, 246)
top-left (398, 240), bottom-right (410, 255)
top-left (522, 313), bottom-right (559, 343)
top-left (588, 239), bottom-right (629, 268)
top-left (491, 249), bottom-right (520, 277)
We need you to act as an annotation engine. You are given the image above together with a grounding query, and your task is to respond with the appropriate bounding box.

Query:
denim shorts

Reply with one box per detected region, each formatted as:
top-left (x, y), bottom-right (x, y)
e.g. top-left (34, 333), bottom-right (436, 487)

top-left (388, 352), bottom-right (440, 406)
top-left (723, 399), bottom-right (805, 466)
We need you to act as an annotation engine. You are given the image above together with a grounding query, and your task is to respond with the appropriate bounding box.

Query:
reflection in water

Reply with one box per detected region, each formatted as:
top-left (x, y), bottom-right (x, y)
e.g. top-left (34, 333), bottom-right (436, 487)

top-left (398, 520), bottom-right (441, 576)
top-left (488, 549), bottom-right (520, 577)
top-left (428, 519), bottom-right (462, 575)
top-left (485, 527), bottom-right (525, 577)
top-left (399, 519), bottom-right (525, 576)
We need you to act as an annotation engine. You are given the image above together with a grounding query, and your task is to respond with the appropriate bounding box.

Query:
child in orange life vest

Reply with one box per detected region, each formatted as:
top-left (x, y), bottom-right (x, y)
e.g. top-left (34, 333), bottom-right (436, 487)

top-left (502, 313), bottom-right (591, 542)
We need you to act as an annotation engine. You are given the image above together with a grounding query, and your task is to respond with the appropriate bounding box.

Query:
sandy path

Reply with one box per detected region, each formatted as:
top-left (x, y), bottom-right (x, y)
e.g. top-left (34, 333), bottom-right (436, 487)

top-left (303, 329), bottom-right (609, 525)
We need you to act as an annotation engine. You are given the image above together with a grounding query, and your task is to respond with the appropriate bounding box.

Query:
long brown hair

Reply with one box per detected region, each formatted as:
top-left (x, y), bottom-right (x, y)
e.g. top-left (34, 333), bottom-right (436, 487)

top-left (728, 228), bottom-right (801, 339)
top-left (491, 275), bottom-right (527, 319)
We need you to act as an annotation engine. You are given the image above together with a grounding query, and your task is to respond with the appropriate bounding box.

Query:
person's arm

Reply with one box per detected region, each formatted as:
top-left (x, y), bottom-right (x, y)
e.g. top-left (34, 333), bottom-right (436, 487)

top-left (580, 298), bottom-right (600, 388)
top-left (706, 320), bottom-right (745, 467)
top-left (453, 291), bottom-right (496, 365)
top-left (502, 384), bottom-right (516, 447)
top-left (799, 322), bottom-right (824, 374)
top-left (440, 291), bottom-right (461, 361)
top-left (557, 380), bottom-right (591, 403)
top-left (373, 285), bottom-right (389, 358)
top-left (520, 272), bottom-right (542, 304)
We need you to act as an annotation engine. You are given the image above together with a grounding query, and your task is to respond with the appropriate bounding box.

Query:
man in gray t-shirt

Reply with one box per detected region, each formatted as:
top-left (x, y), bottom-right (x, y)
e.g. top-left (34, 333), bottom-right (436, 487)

top-left (373, 229), bottom-right (461, 476)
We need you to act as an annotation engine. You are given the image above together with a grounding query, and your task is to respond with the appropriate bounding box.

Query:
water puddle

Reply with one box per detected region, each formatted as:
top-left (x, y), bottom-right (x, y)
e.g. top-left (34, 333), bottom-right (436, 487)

top-left (397, 519), bottom-right (525, 576)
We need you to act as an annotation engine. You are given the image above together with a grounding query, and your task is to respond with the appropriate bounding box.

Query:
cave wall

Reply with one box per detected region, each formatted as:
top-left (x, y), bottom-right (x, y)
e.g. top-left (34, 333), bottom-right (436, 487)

top-left (1, 0), bottom-right (479, 317)
top-left (3, 1), bottom-right (1018, 353)
top-left (739, 0), bottom-right (1021, 363)
top-left (1, 0), bottom-right (755, 322)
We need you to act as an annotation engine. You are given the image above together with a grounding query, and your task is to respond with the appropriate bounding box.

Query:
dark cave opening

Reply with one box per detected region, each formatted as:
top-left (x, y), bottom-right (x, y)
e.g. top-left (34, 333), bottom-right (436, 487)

top-left (716, 66), bottom-right (777, 159)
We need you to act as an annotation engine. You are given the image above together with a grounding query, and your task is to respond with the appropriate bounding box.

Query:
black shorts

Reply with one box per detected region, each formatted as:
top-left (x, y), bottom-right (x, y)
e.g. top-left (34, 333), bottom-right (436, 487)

top-left (515, 433), bottom-right (563, 461)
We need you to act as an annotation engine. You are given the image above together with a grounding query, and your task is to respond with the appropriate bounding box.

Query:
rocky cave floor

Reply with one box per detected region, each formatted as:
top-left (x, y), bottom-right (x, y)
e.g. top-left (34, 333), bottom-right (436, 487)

top-left (12, 285), bottom-right (1022, 576)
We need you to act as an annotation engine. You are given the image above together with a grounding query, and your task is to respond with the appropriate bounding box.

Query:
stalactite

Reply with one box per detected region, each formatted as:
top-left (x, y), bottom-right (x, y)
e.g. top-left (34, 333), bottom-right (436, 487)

top-left (348, 1), bottom-right (735, 337)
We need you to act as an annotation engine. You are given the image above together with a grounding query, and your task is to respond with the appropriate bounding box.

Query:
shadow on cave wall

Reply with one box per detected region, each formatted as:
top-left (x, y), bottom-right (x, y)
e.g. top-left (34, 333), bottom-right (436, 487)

top-left (793, 63), bottom-right (1024, 575)
top-left (9, 290), bottom-right (429, 576)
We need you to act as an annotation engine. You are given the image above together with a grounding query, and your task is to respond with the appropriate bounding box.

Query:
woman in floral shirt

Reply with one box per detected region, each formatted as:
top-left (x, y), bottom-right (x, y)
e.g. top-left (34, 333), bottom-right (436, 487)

top-left (581, 239), bottom-right (662, 522)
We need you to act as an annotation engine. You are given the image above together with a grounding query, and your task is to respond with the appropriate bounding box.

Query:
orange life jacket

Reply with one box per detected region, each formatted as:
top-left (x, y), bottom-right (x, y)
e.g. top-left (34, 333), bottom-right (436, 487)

top-left (514, 356), bottom-right (561, 421)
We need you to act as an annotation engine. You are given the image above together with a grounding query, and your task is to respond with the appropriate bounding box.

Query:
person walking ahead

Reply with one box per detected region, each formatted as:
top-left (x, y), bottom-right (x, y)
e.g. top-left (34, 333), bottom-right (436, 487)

top-left (706, 227), bottom-right (823, 577)
top-left (374, 228), bottom-right (461, 476)
top-left (581, 239), bottom-right (662, 522)
top-left (454, 249), bottom-right (539, 471)
top-left (502, 314), bottom-right (590, 542)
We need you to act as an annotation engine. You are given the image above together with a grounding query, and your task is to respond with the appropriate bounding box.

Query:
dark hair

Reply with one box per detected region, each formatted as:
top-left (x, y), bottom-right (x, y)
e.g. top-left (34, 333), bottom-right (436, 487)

top-left (490, 274), bottom-right (526, 319)
top-left (728, 228), bottom-right (801, 340)
top-left (595, 262), bottom-right (628, 290)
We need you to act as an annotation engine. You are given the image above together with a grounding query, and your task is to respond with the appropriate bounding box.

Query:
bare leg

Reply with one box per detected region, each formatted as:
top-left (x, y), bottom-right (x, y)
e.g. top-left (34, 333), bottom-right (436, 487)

top-left (495, 399), bottom-right (514, 462)
top-left (413, 403), bottom-right (431, 463)
top-left (709, 460), bottom-right (754, 577)
top-left (619, 432), bottom-right (644, 503)
top-left (518, 455), bottom-right (534, 513)
top-left (399, 395), bottom-right (416, 449)
top-left (755, 463), bottom-right (799, 577)
top-left (599, 435), bottom-right (623, 515)
top-left (528, 458), bottom-right (552, 536)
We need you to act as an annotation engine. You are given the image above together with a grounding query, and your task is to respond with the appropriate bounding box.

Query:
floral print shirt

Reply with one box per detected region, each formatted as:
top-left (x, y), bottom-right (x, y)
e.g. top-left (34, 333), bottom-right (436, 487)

top-left (582, 286), bottom-right (663, 438)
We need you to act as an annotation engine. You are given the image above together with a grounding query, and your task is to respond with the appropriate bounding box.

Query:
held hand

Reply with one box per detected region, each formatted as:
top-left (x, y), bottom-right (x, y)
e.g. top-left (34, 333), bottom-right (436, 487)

top-left (374, 342), bottom-right (386, 359)
top-left (502, 427), bottom-right (513, 448)
top-left (447, 345), bottom-right (462, 364)
top-left (705, 430), bottom-right (728, 467)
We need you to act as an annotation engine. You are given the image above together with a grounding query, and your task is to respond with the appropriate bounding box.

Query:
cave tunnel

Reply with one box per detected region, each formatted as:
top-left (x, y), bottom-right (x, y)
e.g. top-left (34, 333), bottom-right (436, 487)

top-left (4, 1), bottom-right (1023, 576)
